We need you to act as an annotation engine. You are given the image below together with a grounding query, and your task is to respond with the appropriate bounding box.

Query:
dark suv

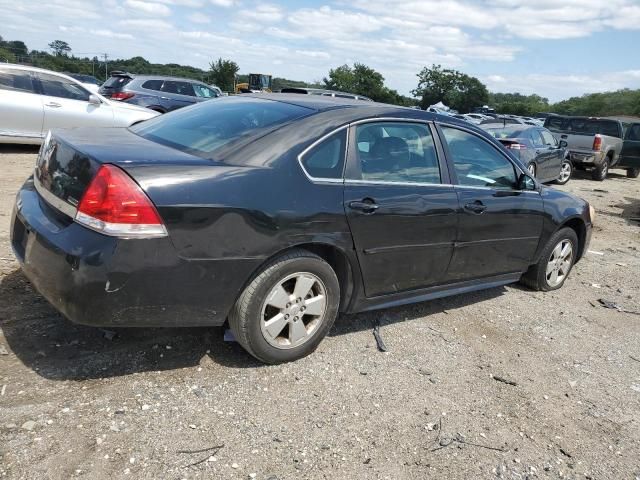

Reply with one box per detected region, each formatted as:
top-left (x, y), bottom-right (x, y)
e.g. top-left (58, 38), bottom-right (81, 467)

top-left (99, 73), bottom-right (220, 113)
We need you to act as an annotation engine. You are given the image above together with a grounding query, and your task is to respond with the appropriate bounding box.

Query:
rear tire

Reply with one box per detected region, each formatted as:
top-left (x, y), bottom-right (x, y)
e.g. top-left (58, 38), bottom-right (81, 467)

top-left (520, 227), bottom-right (578, 292)
top-left (555, 158), bottom-right (573, 185)
top-left (591, 157), bottom-right (609, 181)
top-left (627, 168), bottom-right (640, 179)
top-left (229, 249), bottom-right (340, 364)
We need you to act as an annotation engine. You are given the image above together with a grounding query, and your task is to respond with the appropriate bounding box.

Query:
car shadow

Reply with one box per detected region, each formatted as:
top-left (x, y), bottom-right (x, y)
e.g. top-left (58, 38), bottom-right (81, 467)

top-left (0, 144), bottom-right (40, 154)
top-left (1, 268), bottom-right (507, 380)
top-left (597, 195), bottom-right (640, 227)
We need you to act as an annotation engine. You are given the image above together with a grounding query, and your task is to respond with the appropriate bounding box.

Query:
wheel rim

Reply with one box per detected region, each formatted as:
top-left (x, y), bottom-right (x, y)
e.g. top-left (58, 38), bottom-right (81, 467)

top-left (528, 164), bottom-right (536, 176)
top-left (260, 272), bottom-right (328, 349)
top-left (546, 239), bottom-right (573, 287)
top-left (601, 162), bottom-right (608, 177)
top-left (559, 161), bottom-right (571, 182)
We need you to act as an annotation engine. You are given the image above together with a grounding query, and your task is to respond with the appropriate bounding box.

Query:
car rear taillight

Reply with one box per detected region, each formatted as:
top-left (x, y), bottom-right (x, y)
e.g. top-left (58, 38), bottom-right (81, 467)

top-left (110, 92), bottom-right (135, 101)
top-left (75, 164), bottom-right (167, 238)
top-left (592, 134), bottom-right (602, 151)
top-left (506, 143), bottom-right (527, 150)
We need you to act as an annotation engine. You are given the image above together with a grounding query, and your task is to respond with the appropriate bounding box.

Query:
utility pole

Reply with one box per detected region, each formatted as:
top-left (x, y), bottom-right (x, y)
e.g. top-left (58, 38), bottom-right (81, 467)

top-left (103, 53), bottom-right (108, 80)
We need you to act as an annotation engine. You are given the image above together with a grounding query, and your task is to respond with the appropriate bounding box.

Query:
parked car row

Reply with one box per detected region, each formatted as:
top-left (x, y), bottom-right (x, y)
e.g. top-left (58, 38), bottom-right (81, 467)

top-left (0, 64), bottom-right (158, 144)
top-left (544, 115), bottom-right (640, 180)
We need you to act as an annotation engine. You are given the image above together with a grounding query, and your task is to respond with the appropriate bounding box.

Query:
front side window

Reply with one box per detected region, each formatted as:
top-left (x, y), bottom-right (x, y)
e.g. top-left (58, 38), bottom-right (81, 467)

top-left (540, 130), bottom-right (557, 146)
top-left (351, 122), bottom-right (441, 184)
top-left (300, 130), bottom-right (346, 179)
top-left (193, 84), bottom-right (217, 98)
top-left (627, 124), bottom-right (640, 141)
top-left (37, 73), bottom-right (90, 101)
top-left (441, 126), bottom-right (517, 189)
top-left (0, 69), bottom-right (35, 93)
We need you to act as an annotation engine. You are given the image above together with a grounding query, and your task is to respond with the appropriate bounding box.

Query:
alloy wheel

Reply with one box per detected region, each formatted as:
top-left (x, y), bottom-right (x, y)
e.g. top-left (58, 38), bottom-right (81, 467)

top-left (528, 163), bottom-right (536, 177)
top-left (260, 272), bottom-right (328, 349)
top-left (546, 239), bottom-right (573, 287)
top-left (558, 161), bottom-right (572, 183)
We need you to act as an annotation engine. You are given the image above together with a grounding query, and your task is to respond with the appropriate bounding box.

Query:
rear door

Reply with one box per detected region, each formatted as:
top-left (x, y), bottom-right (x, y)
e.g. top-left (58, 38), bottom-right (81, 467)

top-left (0, 67), bottom-right (44, 140)
top-left (619, 123), bottom-right (640, 169)
top-left (160, 81), bottom-right (197, 111)
top-left (437, 124), bottom-right (545, 281)
top-left (36, 72), bottom-right (114, 132)
top-left (344, 120), bottom-right (458, 297)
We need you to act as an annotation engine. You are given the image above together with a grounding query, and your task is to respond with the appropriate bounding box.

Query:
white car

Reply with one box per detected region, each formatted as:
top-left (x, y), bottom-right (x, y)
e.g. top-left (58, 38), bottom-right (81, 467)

top-left (0, 64), bottom-right (159, 144)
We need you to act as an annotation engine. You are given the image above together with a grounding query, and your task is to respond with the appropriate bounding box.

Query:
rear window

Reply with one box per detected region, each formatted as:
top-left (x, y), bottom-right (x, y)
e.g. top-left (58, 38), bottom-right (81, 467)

top-left (567, 119), bottom-right (621, 137)
top-left (130, 97), bottom-right (313, 159)
top-left (485, 127), bottom-right (528, 139)
top-left (0, 68), bottom-right (35, 93)
top-left (102, 76), bottom-right (132, 90)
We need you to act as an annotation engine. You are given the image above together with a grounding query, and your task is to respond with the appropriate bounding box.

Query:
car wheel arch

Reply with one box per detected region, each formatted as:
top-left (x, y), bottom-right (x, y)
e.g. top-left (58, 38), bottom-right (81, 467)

top-left (558, 217), bottom-right (587, 261)
top-left (236, 242), bottom-right (357, 315)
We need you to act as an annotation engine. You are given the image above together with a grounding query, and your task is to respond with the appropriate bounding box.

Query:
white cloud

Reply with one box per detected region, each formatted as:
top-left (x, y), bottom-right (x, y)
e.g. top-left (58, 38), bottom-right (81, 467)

top-left (187, 12), bottom-right (211, 23)
top-left (91, 29), bottom-right (135, 40)
top-left (295, 49), bottom-right (330, 59)
top-left (124, 0), bottom-right (171, 16)
top-left (118, 18), bottom-right (174, 30)
top-left (238, 4), bottom-right (283, 22)
top-left (210, 0), bottom-right (235, 7)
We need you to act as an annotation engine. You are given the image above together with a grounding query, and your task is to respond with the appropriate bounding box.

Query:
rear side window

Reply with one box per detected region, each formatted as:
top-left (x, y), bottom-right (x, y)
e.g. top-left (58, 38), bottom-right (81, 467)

top-left (37, 73), bottom-right (90, 101)
top-left (300, 130), bottom-right (346, 179)
top-left (193, 84), bottom-right (217, 98)
top-left (441, 126), bottom-right (517, 189)
top-left (130, 97), bottom-right (313, 158)
top-left (545, 116), bottom-right (566, 131)
top-left (162, 81), bottom-right (195, 96)
top-left (142, 80), bottom-right (163, 91)
top-left (351, 122), bottom-right (441, 184)
top-left (0, 69), bottom-right (35, 93)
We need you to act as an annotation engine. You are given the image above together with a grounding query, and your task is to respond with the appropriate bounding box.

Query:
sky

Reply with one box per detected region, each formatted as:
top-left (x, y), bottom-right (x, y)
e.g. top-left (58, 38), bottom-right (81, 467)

top-left (1, 0), bottom-right (640, 102)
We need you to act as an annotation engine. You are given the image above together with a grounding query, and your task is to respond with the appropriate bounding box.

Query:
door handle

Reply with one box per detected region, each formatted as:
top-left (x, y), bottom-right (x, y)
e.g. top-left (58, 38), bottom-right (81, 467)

top-left (349, 200), bottom-right (379, 214)
top-left (45, 102), bottom-right (61, 108)
top-left (464, 201), bottom-right (487, 214)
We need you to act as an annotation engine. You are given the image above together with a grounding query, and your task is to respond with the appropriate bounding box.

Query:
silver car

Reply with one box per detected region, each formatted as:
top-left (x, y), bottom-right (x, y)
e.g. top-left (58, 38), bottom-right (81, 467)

top-left (0, 64), bottom-right (158, 144)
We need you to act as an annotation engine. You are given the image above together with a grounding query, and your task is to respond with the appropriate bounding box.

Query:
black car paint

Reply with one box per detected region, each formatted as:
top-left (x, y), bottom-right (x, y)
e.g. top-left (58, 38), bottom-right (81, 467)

top-left (619, 123), bottom-right (640, 169)
top-left (11, 96), bottom-right (593, 328)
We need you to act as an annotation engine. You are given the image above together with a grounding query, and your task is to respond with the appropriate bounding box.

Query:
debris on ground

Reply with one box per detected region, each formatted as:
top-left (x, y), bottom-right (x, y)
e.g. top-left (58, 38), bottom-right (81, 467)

top-left (0, 344), bottom-right (8, 355)
top-left (372, 318), bottom-right (388, 352)
top-left (598, 298), bottom-right (640, 315)
top-left (491, 375), bottom-right (517, 387)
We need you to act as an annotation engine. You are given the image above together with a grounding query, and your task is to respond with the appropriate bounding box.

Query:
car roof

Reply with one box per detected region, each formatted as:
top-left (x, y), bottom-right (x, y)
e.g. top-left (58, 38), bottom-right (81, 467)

top-left (1, 63), bottom-right (88, 84)
top-left (115, 73), bottom-right (207, 84)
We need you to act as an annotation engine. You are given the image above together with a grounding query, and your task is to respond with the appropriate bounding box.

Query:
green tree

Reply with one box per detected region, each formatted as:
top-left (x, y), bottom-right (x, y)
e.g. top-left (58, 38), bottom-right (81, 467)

top-left (7, 40), bottom-right (28, 56)
top-left (209, 58), bottom-right (239, 92)
top-left (413, 64), bottom-right (489, 113)
top-left (48, 40), bottom-right (71, 56)
top-left (488, 92), bottom-right (550, 116)
top-left (323, 63), bottom-right (412, 105)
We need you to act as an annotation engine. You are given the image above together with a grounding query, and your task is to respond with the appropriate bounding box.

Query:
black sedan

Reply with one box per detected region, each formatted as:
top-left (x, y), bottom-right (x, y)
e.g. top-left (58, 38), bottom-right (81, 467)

top-left (11, 95), bottom-right (594, 363)
top-left (482, 124), bottom-right (572, 184)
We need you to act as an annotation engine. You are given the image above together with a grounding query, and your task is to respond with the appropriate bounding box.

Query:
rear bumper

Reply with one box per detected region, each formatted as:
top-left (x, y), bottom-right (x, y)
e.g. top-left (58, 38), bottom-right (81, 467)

top-left (568, 150), bottom-right (604, 166)
top-left (11, 178), bottom-right (260, 328)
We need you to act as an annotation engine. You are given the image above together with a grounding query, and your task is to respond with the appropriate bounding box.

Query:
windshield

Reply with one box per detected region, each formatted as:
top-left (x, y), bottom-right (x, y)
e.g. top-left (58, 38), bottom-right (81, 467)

top-left (130, 97), bottom-right (313, 159)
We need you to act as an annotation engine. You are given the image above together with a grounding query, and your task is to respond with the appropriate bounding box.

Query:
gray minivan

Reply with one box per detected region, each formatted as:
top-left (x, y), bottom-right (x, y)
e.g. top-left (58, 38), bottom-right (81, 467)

top-left (99, 73), bottom-right (221, 113)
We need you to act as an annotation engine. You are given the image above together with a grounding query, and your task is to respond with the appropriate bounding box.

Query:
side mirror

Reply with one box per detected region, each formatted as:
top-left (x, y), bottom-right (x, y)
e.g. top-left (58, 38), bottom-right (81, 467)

top-left (518, 173), bottom-right (536, 191)
top-left (558, 140), bottom-right (568, 148)
top-left (89, 94), bottom-right (101, 106)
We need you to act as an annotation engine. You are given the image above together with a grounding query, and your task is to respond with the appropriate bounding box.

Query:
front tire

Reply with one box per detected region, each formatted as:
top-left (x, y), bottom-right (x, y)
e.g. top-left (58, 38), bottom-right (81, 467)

top-left (520, 227), bottom-right (578, 292)
top-left (627, 168), bottom-right (640, 179)
top-left (555, 158), bottom-right (573, 185)
top-left (229, 249), bottom-right (340, 364)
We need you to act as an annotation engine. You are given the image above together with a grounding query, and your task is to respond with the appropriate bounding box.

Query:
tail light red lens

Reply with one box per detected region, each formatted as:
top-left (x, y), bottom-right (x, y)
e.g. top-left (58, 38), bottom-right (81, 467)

top-left (507, 143), bottom-right (527, 150)
top-left (592, 134), bottom-right (602, 151)
top-left (75, 165), bottom-right (167, 238)
top-left (110, 92), bottom-right (134, 101)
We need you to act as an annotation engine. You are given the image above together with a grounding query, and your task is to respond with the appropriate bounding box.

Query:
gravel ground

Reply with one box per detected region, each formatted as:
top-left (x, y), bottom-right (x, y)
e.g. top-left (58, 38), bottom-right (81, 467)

top-left (1, 144), bottom-right (639, 480)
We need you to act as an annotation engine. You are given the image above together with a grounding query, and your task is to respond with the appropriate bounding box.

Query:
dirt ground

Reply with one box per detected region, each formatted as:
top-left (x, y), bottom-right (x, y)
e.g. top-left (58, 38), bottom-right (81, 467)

top-left (1, 144), bottom-right (639, 480)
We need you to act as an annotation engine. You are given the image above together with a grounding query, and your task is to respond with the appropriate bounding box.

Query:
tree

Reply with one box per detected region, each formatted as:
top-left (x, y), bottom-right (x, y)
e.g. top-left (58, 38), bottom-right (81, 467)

top-left (413, 64), bottom-right (489, 113)
top-left (323, 63), bottom-right (412, 105)
top-left (7, 40), bottom-right (28, 56)
top-left (48, 40), bottom-right (71, 56)
top-left (489, 92), bottom-right (550, 116)
top-left (209, 58), bottom-right (239, 92)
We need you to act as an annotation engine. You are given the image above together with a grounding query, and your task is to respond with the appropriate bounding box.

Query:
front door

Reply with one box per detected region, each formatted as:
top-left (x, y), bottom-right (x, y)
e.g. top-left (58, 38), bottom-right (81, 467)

top-left (620, 123), bottom-right (640, 169)
top-left (438, 124), bottom-right (545, 281)
top-left (0, 68), bottom-right (44, 140)
top-left (344, 120), bottom-right (458, 297)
